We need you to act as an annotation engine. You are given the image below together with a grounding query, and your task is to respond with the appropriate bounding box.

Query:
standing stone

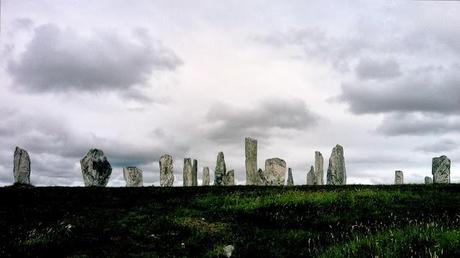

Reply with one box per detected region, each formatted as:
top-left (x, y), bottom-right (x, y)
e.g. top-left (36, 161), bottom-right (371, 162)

top-left (264, 158), bottom-right (287, 186)
top-left (13, 147), bottom-right (31, 185)
top-left (307, 166), bottom-right (315, 185)
top-left (159, 154), bottom-right (174, 186)
top-left (80, 149), bottom-right (112, 186)
top-left (326, 145), bottom-right (346, 185)
top-left (202, 167), bottom-right (211, 186)
top-left (245, 137), bottom-right (258, 185)
top-left (224, 169), bottom-right (235, 186)
top-left (314, 151), bottom-right (324, 185)
top-left (394, 170), bottom-right (404, 185)
top-left (425, 176), bottom-right (433, 184)
top-left (214, 152), bottom-right (227, 186)
top-left (287, 168), bottom-right (294, 186)
top-left (432, 155), bottom-right (450, 184)
top-left (192, 159), bottom-right (198, 186)
top-left (258, 168), bottom-right (268, 185)
top-left (123, 167), bottom-right (143, 187)
top-left (183, 158), bottom-right (193, 186)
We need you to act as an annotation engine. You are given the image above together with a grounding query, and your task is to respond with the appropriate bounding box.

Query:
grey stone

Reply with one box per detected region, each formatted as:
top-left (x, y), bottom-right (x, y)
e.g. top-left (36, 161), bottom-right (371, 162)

top-left (202, 167), bottom-right (210, 186)
top-left (224, 169), bottom-right (235, 186)
top-left (245, 137), bottom-right (258, 185)
top-left (183, 158), bottom-right (193, 186)
top-left (257, 168), bottom-right (268, 185)
top-left (123, 167), bottom-right (143, 187)
top-left (13, 146), bottom-right (31, 185)
top-left (394, 170), bottom-right (403, 185)
top-left (192, 159), bottom-right (198, 186)
top-left (263, 158), bottom-right (286, 186)
top-left (425, 176), bottom-right (433, 184)
top-left (80, 149), bottom-right (112, 186)
top-left (314, 151), bottom-right (324, 185)
top-left (287, 168), bottom-right (294, 186)
top-left (223, 245), bottom-right (234, 257)
top-left (326, 144), bottom-right (346, 185)
top-left (159, 154), bottom-right (174, 186)
top-left (432, 155), bottom-right (450, 184)
top-left (214, 152), bottom-right (227, 186)
top-left (307, 165), bottom-right (315, 185)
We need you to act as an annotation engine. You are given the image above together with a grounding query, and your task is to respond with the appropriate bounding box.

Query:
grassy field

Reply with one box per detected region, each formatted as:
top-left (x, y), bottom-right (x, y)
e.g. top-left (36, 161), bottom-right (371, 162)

top-left (1, 184), bottom-right (460, 257)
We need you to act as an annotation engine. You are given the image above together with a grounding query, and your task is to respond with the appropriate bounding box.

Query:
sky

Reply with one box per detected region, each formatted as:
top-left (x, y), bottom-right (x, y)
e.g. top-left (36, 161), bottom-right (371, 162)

top-left (1, 0), bottom-right (460, 186)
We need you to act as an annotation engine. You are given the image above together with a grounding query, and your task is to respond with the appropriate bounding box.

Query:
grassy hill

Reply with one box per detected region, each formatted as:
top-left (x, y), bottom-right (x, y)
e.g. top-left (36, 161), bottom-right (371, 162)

top-left (1, 185), bottom-right (460, 257)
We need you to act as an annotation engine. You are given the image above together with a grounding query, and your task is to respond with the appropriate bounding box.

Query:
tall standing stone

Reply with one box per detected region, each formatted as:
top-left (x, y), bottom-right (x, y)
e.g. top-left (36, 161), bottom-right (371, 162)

top-left (183, 158), bottom-right (193, 186)
top-left (432, 155), bottom-right (450, 184)
top-left (80, 149), bottom-right (112, 186)
top-left (425, 176), bottom-right (433, 184)
top-left (326, 145), bottom-right (346, 185)
top-left (394, 170), bottom-right (404, 185)
top-left (314, 151), bottom-right (324, 185)
top-left (287, 168), bottom-right (294, 186)
top-left (264, 158), bottom-right (287, 186)
top-left (192, 159), bottom-right (198, 186)
top-left (123, 167), bottom-right (143, 187)
top-left (13, 146), bottom-right (31, 185)
top-left (159, 154), bottom-right (174, 186)
top-left (245, 137), bottom-right (258, 185)
top-left (214, 152), bottom-right (227, 186)
top-left (202, 167), bottom-right (210, 186)
top-left (224, 169), bottom-right (235, 186)
top-left (307, 166), bottom-right (315, 185)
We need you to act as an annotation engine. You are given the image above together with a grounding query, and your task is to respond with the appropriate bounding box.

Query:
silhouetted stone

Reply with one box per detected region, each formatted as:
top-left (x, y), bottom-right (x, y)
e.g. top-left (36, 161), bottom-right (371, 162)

top-left (192, 159), bottom-right (198, 186)
top-left (432, 155), bottom-right (450, 184)
top-left (245, 137), bottom-right (258, 185)
top-left (202, 167), bottom-right (210, 186)
top-left (159, 154), bottom-right (174, 186)
top-left (123, 167), bottom-right (143, 187)
top-left (214, 152), bottom-right (227, 186)
top-left (13, 146), bottom-right (31, 185)
top-left (80, 149), bottom-right (112, 186)
top-left (394, 170), bottom-right (403, 185)
top-left (425, 176), bottom-right (433, 184)
top-left (287, 168), bottom-right (294, 186)
top-left (183, 158), bottom-right (193, 186)
top-left (307, 165), bottom-right (315, 185)
top-left (264, 158), bottom-right (286, 186)
top-left (326, 145), bottom-right (346, 185)
top-left (314, 151), bottom-right (324, 185)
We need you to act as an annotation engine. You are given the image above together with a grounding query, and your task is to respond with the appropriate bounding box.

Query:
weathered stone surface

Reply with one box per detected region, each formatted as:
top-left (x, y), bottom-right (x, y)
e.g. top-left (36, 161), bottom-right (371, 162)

top-left (263, 158), bottom-right (286, 186)
top-left (192, 159), bottom-right (198, 186)
top-left (394, 170), bottom-right (403, 185)
top-left (287, 168), bottom-right (294, 186)
top-left (13, 146), bottom-right (31, 185)
top-left (425, 176), bottom-right (433, 184)
top-left (307, 165), bottom-right (315, 185)
top-left (183, 158), bottom-right (193, 186)
top-left (80, 149), bottom-right (112, 186)
top-left (224, 169), bottom-right (235, 186)
top-left (202, 167), bottom-right (210, 186)
top-left (123, 167), bottom-right (143, 187)
top-left (314, 151), bottom-right (324, 185)
top-left (258, 168), bottom-right (268, 185)
top-left (159, 154), bottom-right (174, 186)
top-left (326, 145), bottom-right (346, 185)
top-left (214, 152), bottom-right (227, 186)
top-left (432, 155), bottom-right (450, 184)
top-left (245, 137), bottom-right (258, 185)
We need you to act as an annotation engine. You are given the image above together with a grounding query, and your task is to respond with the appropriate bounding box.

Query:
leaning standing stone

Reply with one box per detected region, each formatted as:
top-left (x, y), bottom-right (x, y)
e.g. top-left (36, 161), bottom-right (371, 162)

top-left (80, 149), bottom-right (112, 186)
top-left (287, 168), bottom-right (294, 186)
top-left (245, 137), bottom-right (258, 185)
top-left (425, 176), bottom-right (433, 184)
top-left (307, 166), bottom-right (315, 185)
top-left (314, 151), bottom-right (324, 185)
top-left (202, 167), bottom-right (211, 186)
top-left (432, 155), bottom-right (450, 184)
top-left (183, 158), bottom-right (193, 186)
top-left (159, 154), bottom-right (174, 186)
top-left (13, 146), bottom-right (31, 185)
top-left (326, 145), bottom-right (346, 185)
top-left (394, 170), bottom-right (403, 185)
top-left (123, 167), bottom-right (143, 187)
top-left (192, 159), bottom-right (198, 186)
top-left (214, 152), bottom-right (227, 186)
top-left (224, 169), bottom-right (235, 186)
top-left (264, 158), bottom-right (287, 186)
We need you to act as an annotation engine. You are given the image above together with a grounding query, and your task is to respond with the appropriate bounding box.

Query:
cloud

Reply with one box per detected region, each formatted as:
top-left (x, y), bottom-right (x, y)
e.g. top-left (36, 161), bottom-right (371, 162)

top-left (204, 98), bottom-right (319, 143)
top-left (415, 139), bottom-right (458, 153)
top-left (377, 113), bottom-right (460, 136)
top-left (355, 58), bottom-right (401, 80)
top-left (7, 23), bottom-right (182, 95)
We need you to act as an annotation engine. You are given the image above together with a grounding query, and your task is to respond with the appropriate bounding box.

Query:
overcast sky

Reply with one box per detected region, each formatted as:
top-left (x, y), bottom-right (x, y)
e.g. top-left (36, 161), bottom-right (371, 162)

top-left (1, 0), bottom-right (459, 186)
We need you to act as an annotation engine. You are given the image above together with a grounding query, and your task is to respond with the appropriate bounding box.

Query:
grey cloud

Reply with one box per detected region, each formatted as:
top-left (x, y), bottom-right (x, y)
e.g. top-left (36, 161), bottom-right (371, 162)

top-left (377, 113), bottom-right (460, 136)
top-left (7, 23), bottom-right (182, 94)
top-left (415, 139), bottom-right (458, 153)
top-left (355, 58), bottom-right (401, 80)
top-left (204, 98), bottom-right (319, 143)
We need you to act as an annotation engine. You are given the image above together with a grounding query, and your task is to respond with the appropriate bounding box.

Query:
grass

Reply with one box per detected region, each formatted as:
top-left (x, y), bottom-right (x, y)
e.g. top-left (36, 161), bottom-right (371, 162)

top-left (0, 184), bottom-right (460, 257)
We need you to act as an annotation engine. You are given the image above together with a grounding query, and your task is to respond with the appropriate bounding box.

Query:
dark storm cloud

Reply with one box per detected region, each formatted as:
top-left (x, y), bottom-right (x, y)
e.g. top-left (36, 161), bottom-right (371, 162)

top-left (377, 113), bottom-right (460, 136)
top-left (355, 58), bottom-right (401, 80)
top-left (415, 139), bottom-right (458, 153)
top-left (7, 23), bottom-right (182, 94)
top-left (204, 98), bottom-right (319, 143)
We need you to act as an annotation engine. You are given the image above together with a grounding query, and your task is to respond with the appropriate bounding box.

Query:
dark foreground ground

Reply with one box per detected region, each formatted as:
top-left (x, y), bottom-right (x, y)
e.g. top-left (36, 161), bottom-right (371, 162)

top-left (1, 185), bottom-right (460, 257)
